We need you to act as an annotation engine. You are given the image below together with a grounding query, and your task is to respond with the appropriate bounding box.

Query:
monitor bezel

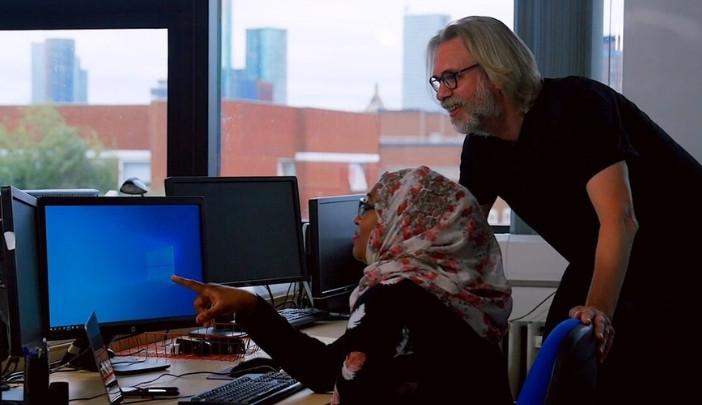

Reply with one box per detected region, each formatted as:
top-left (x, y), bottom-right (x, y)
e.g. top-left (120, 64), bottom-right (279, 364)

top-left (307, 194), bottom-right (366, 308)
top-left (0, 185), bottom-right (45, 358)
top-left (35, 195), bottom-right (208, 343)
top-left (24, 189), bottom-right (100, 198)
top-left (164, 175), bottom-right (309, 288)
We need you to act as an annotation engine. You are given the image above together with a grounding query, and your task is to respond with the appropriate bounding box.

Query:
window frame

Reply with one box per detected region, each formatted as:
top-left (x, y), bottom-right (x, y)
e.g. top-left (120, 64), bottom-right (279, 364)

top-left (0, 0), bottom-right (218, 176)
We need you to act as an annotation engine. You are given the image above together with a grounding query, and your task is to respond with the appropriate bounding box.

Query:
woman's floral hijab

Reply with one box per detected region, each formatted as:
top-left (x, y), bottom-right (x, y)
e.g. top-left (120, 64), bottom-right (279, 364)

top-left (349, 166), bottom-right (512, 342)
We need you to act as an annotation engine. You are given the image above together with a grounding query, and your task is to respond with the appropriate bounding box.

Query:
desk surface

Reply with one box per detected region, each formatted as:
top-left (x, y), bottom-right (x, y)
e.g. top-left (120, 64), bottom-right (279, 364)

top-left (4, 320), bottom-right (346, 405)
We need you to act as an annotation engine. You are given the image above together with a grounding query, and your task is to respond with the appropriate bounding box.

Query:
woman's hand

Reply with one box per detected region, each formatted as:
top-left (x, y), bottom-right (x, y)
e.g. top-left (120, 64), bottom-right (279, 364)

top-left (569, 305), bottom-right (615, 363)
top-left (171, 275), bottom-right (258, 325)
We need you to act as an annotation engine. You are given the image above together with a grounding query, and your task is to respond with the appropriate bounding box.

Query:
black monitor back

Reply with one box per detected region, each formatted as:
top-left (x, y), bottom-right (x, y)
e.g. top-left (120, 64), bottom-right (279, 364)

top-left (307, 194), bottom-right (366, 315)
top-left (0, 185), bottom-right (45, 358)
top-left (164, 176), bottom-right (308, 287)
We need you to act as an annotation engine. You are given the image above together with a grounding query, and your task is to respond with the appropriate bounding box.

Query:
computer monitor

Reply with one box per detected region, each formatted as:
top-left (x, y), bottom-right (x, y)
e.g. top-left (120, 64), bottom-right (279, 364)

top-left (0, 186), bottom-right (45, 359)
top-left (306, 194), bottom-right (366, 315)
top-left (164, 176), bottom-right (308, 288)
top-left (35, 196), bottom-right (207, 346)
top-left (24, 188), bottom-right (100, 198)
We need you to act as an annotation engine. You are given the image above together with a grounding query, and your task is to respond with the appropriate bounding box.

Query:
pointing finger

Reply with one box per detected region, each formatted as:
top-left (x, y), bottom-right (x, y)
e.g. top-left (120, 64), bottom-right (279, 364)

top-left (171, 275), bottom-right (204, 292)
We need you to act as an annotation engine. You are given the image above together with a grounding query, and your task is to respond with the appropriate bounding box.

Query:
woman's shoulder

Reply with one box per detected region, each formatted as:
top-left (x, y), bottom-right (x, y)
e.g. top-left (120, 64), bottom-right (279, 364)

top-left (355, 278), bottom-right (458, 317)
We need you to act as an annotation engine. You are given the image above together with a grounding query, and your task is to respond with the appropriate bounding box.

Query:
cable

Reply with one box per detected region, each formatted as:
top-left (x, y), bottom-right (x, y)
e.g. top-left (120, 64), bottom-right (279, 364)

top-left (1, 355), bottom-right (19, 379)
top-left (508, 290), bottom-right (556, 323)
top-left (263, 285), bottom-right (274, 306)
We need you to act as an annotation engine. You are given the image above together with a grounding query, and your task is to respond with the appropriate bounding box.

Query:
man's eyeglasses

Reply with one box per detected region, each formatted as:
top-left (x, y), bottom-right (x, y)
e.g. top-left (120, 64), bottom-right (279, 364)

top-left (429, 63), bottom-right (480, 92)
top-left (358, 198), bottom-right (375, 219)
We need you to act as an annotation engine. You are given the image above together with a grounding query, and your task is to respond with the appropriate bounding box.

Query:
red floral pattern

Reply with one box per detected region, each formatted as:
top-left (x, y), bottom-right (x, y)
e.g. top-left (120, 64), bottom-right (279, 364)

top-left (349, 166), bottom-right (512, 342)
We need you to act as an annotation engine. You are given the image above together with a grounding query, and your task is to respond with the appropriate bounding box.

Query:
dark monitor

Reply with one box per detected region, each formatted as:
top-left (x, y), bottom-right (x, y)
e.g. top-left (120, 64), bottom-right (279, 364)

top-left (0, 186), bottom-right (45, 359)
top-left (164, 176), bottom-right (308, 287)
top-left (35, 196), bottom-right (207, 345)
top-left (307, 194), bottom-right (366, 315)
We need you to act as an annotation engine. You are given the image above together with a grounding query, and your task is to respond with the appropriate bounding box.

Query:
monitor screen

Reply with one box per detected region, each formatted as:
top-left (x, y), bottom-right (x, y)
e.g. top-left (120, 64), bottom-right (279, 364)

top-left (35, 196), bottom-right (206, 344)
top-left (307, 194), bottom-right (366, 314)
top-left (164, 176), bottom-right (308, 287)
top-left (0, 186), bottom-right (45, 358)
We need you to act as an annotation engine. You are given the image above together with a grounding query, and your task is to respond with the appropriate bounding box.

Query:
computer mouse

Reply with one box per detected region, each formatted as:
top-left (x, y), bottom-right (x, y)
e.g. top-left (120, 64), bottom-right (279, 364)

top-left (228, 357), bottom-right (280, 378)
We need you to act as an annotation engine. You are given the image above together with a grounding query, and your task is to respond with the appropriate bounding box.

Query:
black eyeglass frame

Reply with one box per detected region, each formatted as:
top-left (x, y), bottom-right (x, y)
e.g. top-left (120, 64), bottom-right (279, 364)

top-left (429, 63), bottom-right (480, 92)
top-left (358, 197), bottom-right (375, 219)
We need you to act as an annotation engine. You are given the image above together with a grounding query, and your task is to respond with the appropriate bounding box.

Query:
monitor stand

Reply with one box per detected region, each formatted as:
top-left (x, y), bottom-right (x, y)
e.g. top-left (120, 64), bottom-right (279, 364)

top-left (301, 280), bottom-right (314, 307)
top-left (189, 314), bottom-right (245, 338)
top-left (189, 326), bottom-right (246, 338)
top-left (62, 336), bottom-right (171, 375)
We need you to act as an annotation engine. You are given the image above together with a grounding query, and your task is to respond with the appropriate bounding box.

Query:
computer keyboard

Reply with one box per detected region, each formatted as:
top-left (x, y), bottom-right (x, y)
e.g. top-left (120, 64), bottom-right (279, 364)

top-left (277, 307), bottom-right (329, 328)
top-left (178, 370), bottom-right (304, 405)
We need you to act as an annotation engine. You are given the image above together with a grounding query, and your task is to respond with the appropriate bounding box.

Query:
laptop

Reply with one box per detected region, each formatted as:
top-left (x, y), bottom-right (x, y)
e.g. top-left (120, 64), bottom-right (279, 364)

top-left (83, 312), bottom-right (178, 404)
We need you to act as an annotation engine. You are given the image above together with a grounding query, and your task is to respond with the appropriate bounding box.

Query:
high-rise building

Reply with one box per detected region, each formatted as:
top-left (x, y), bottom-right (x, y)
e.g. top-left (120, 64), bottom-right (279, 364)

top-left (603, 35), bottom-right (623, 92)
top-left (31, 38), bottom-right (88, 104)
top-left (73, 56), bottom-right (88, 102)
top-left (245, 28), bottom-right (287, 104)
top-left (222, 0), bottom-right (234, 99)
top-left (219, 1), bottom-right (285, 103)
top-left (402, 14), bottom-right (449, 112)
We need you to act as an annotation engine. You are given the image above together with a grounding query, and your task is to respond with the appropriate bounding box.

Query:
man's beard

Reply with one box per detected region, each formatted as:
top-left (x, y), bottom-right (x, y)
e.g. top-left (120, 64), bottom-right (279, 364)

top-left (443, 78), bottom-right (503, 136)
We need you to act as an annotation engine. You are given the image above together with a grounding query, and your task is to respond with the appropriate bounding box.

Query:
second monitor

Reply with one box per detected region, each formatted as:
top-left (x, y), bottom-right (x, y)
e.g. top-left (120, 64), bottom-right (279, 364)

top-left (164, 176), bottom-right (308, 288)
top-left (307, 194), bottom-right (366, 315)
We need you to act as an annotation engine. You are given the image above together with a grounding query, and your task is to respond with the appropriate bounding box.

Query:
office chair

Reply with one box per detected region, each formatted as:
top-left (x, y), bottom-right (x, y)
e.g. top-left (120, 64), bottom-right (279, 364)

top-left (515, 318), bottom-right (598, 405)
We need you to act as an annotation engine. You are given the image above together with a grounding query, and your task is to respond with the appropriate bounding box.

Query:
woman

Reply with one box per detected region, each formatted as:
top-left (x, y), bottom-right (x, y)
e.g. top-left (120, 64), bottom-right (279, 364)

top-left (172, 165), bottom-right (513, 404)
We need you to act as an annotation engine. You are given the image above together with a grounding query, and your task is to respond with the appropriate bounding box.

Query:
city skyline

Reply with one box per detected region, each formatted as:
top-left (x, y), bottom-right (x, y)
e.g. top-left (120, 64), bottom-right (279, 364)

top-left (0, 0), bottom-right (514, 111)
top-left (402, 13), bottom-right (450, 112)
top-left (31, 38), bottom-right (88, 104)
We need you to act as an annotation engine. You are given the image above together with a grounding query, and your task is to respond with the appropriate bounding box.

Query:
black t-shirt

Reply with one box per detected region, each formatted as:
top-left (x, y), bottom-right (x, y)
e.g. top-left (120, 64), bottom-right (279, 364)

top-left (459, 76), bottom-right (702, 297)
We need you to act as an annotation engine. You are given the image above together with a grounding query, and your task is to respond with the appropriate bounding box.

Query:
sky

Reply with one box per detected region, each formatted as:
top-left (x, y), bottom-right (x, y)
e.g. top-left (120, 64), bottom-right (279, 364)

top-left (3, 1), bottom-right (625, 112)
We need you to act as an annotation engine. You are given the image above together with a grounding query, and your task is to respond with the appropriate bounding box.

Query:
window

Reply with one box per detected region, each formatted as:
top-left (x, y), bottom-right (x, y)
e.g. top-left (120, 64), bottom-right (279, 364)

top-left (6, 0), bottom-right (697, 233)
top-left (0, 0), bottom-right (211, 194)
top-left (217, 0), bottom-right (514, 220)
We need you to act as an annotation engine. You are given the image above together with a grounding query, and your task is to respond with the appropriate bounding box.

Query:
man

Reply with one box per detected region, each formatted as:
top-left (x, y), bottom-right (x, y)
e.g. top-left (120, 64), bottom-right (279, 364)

top-left (427, 16), bottom-right (700, 403)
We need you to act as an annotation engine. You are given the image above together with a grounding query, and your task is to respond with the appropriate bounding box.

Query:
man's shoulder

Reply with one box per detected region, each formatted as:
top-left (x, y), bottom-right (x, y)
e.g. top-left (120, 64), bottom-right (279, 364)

top-left (544, 75), bottom-right (615, 94)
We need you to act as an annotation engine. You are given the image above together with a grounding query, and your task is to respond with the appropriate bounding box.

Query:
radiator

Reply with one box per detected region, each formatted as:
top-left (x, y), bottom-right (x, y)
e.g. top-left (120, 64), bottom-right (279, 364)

top-left (506, 320), bottom-right (545, 398)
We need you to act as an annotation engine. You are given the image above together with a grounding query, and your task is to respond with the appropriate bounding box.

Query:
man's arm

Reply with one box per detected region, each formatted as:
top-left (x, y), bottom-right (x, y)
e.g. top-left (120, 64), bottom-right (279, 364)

top-left (577, 160), bottom-right (638, 361)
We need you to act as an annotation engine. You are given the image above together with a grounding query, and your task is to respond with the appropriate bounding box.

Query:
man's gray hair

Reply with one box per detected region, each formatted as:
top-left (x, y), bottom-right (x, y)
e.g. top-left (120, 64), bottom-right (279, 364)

top-left (427, 16), bottom-right (542, 114)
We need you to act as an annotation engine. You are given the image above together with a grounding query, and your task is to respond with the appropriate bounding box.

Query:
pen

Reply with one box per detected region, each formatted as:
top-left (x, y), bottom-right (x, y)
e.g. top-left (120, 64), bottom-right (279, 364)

top-left (123, 387), bottom-right (180, 397)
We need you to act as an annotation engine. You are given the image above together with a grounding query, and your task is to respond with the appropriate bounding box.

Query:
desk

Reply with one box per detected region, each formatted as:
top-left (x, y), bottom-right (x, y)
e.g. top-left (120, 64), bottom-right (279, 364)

top-left (8, 320), bottom-right (346, 405)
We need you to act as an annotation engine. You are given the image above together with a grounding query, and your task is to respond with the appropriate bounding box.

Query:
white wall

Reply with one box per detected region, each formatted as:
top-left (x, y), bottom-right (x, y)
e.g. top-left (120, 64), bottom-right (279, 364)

top-left (623, 0), bottom-right (702, 163)
top-left (497, 234), bottom-right (567, 323)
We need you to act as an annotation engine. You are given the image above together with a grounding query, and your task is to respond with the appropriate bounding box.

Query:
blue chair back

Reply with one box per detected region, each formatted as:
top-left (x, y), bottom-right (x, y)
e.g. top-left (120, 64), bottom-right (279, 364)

top-left (515, 318), bottom-right (598, 405)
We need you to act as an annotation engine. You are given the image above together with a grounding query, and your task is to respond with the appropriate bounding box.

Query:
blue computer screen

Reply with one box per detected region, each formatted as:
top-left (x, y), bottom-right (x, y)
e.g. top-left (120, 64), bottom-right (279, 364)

top-left (37, 196), bottom-right (206, 341)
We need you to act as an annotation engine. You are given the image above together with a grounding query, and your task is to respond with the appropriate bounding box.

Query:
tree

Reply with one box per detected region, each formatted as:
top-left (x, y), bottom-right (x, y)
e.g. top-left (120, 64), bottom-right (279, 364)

top-left (0, 105), bottom-right (117, 193)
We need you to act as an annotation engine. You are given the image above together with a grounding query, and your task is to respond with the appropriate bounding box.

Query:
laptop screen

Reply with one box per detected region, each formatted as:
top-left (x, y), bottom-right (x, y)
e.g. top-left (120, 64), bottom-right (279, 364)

top-left (84, 311), bottom-right (124, 405)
